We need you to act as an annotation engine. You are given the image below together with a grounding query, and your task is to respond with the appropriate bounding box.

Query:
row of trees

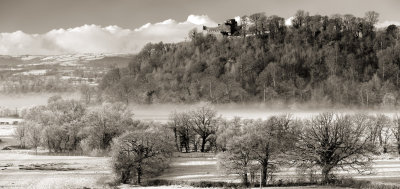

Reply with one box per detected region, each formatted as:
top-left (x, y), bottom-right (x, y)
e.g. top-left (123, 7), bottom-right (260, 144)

top-left (217, 112), bottom-right (400, 186)
top-left (15, 100), bottom-right (400, 185)
top-left (14, 96), bottom-right (175, 185)
top-left (100, 10), bottom-right (400, 107)
top-left (169, 105), bottom-right (219, 153)
top-left (15, 96), bottom-right (138, 153)
top-left (167, 104), bottom-right (400, 186)
top-left (1, 76), bottom-right (74, 93)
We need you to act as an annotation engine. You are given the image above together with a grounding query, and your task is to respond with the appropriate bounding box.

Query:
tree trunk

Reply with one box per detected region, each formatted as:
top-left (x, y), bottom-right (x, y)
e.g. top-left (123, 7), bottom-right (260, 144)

top-left (273, 76), bottom-right (276, 88)
top-left (263, 83), bottom-right (266, 103)
top-left (397, 143), bottom-right (400, 155)
top-left (121, 169), bottom-right (131, 184)
top-left (185, 142), bottom-right (190, 152)
top-left (322, 166), bottom-right (332, 183)
top-left (137, 166), bottom-right (142, 184)
top-left (192, 139), bottom-right (198, 152)
top-left (200, 136), bottom-right (207, 152)
top-left (242, 172), bottom-right (249, 186)
top-left (173, 128), bottom-right (179, 151)
top-left (261, 165), bottom-right (268, 186)
top-left (209, 81), bottom-right (212, 99)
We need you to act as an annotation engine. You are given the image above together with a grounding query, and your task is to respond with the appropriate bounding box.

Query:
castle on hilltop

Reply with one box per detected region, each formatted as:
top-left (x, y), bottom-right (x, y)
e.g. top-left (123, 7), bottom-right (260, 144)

top-left (203, 19), bottom-right (242, 37)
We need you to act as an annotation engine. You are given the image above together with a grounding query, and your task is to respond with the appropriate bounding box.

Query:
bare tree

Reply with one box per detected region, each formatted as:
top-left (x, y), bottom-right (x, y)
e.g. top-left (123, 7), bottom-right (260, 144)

top-left (377, 115), bottom-right (393, 154)
top-left (249, 115), bottom-right (296, 186)
top-left (26, 122), bottom-right (41, 154)
top-left (216, 117), bottom-right (242, 152)
top-left (392, 116), bottom-right (400, 154)
top-left (80, 84), bottom-right (95, 104)
top-left (217, 133), bottom-right (256, 186)
top-left (169, 111), bottom-right (194, 152)
top-left (111, 124), bottom-right (174, 184)
top-left (83, 102), bottom-right (133, 150)
top-left (368, 114), bottom-right (389, 151)
top-left (14, 122), bottom-right (27, 148)
top-left (364, 11), bottom-right (379, 25)
top-left (189, 103), bottom-right (218, 152)
top-left (295, 113), bottom-right (376, 183)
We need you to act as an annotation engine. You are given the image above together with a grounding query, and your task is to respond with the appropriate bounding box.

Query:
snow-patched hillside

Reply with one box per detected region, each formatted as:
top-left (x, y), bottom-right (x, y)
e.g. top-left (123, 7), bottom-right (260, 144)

top-left (2, 53), bottom-right (134, 66)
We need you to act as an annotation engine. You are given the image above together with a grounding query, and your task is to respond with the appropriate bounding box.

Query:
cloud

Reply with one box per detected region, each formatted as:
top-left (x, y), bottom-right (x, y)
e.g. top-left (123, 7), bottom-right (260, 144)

top-left (375, 21), bottom-right (400, 29)
top-left (285, 17), bottom-right (294, 26)
top-left (0, 15), bottom-right (217, 55)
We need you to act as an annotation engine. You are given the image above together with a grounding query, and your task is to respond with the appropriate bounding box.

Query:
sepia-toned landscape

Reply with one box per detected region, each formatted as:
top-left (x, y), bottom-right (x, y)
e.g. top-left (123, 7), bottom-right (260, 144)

top-left (2, 0), bottom-right (400, 189)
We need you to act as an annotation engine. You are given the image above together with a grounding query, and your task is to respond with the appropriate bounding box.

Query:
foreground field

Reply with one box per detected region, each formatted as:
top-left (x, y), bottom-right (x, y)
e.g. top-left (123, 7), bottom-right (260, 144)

top-left (118, 185), bottom-right (352, 189)
top-left (156, 152), bottom-right (400, 186)
top-left (0, 150), bottom-right (111, 189)
top-left (1, 149), bottom-right (400, 188)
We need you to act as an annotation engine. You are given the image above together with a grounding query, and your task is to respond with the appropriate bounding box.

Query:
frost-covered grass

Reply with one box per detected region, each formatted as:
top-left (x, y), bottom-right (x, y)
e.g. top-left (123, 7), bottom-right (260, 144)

top-left (0, 150), bottom-right (111, 189)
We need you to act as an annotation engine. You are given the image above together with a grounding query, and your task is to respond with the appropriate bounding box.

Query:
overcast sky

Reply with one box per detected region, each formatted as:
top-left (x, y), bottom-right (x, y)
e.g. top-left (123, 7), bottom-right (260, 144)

top-left (1, 0), bottom-right (400, 55)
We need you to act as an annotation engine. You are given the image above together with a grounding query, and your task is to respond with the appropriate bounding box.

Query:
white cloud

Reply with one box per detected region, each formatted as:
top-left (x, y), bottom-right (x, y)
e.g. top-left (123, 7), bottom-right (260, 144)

top-left (375, 21), bottom-right (400, 29)
top-left (0, 15), bottom-right (217, 55)
top-left (187, 15), bottom-right (217, 26)
top-left (285, 17), bottom-right (294, 26)
top-left (234, 16), bottom-right (241, 25)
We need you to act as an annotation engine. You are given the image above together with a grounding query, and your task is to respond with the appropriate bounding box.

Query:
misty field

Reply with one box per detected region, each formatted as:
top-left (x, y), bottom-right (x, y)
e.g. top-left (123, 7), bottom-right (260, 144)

top-left (0, 93), bottom-right (80, 109)
top-left (0, 151), bottom-right (110, 189)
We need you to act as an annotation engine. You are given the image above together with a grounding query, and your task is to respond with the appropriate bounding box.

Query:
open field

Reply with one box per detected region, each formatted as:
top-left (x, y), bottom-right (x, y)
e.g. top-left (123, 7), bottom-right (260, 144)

top-left (2, 146), bottom-right (400, 188)
top-left (155, 152), bottom-right (400, 185)
top-left (0, 151), bottom-right (111, 189)
top-left (3, 149), bottom-right (400, 189)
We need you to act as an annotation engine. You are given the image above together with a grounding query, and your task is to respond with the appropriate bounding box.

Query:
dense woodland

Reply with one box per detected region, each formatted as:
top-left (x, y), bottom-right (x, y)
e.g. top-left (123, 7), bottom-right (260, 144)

top-left (100, 10), bottom-right (400, 107)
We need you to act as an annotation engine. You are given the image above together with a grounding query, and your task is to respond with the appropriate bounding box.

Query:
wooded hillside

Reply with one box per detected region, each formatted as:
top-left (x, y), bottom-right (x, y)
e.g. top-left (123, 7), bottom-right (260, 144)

top-left (100, 10), bottom-right (400, 107)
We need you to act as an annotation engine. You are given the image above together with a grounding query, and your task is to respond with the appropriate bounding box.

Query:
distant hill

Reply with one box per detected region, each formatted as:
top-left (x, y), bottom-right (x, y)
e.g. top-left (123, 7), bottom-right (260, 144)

top-left (0, 54), bottom-right (134, 94)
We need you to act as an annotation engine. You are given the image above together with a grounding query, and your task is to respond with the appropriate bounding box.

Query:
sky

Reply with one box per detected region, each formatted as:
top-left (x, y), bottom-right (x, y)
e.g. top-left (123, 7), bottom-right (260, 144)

top-left (1, 0), bottom-right (400, 55)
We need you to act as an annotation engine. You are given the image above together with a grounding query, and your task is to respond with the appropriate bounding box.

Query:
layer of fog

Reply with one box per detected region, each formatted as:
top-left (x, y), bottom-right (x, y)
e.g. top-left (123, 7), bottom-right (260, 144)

top-left (129, 103), bottom-right (400, 123)
top-left (1, 93), bottom-right (400, 123)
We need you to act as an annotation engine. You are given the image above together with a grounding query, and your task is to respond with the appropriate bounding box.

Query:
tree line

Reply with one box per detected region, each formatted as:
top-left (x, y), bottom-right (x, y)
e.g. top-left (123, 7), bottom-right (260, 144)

top-left (15, 99), bottom-right (400, 185)
top-left (169, 104), bottom-right (400, 186)
top-left (99, 10), bottom-right (400, 107)
top-left (15, 95), bottom-right (139, 153)
top-left (14, 96), bottom-right (174, 184)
